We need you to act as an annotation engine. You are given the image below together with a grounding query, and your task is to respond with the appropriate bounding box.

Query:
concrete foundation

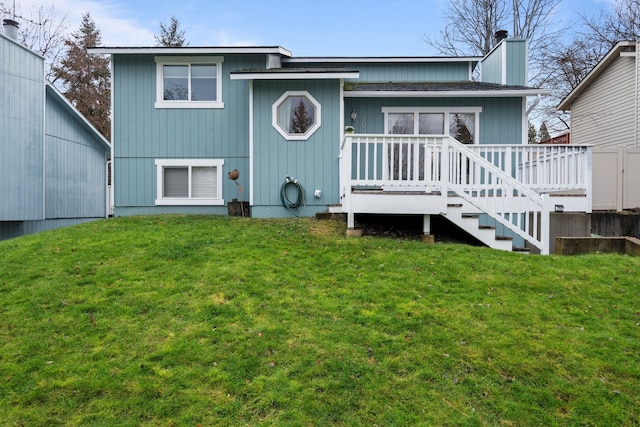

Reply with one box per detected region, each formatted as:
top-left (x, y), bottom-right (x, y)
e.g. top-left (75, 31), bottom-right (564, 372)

top-left (547, 212), bottom-right (591, 254)
top-left (346, 229), bottom-right (363, 237)
top-left (591, 211), bottom-right (640, 238)
top-left (556, 236), bottom-right (640, 256)
top-left (421, 234), bottom-right (436, 244)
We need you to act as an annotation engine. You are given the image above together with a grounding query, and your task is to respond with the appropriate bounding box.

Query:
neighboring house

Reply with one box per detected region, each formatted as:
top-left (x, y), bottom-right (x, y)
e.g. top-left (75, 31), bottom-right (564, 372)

top-left (0, 26), bottom-right (111, 240)
top-left (91, 34), bottom-right (592, 254)
top-left (558, 40), bottom-right (640, 211)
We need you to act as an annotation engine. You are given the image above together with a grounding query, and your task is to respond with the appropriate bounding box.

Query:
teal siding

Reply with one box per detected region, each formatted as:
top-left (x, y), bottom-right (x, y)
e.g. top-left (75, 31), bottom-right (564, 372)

top-left (290, 61), bottom-right (472, 82)
top-left (506, 40), bottom-right (527, 86)
top-left (0, 218), bottom-right (103, 241)
top-left (113, 54), bottom-right (264, 212)
top-left (0, 34), bottom-right (44, 221)
top-left (481, 45), bottom-right (504, 84)
top-left (481, 39), bottom-right (528, 86)
top-left (45, 87), bottom-right (108, 219)
top-left (252, 79), bottom-right (341, 217)
top-left (345, 97), bottom-right (524, 145)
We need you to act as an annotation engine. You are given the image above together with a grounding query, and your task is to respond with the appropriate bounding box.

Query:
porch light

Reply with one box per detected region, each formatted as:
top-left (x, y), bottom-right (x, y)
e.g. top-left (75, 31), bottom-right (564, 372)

top-left (350, 108), bottom-right (357, 122)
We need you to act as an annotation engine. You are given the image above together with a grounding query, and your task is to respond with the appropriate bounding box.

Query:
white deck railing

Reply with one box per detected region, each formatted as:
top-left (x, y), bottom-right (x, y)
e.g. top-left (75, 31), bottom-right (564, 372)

top-left (339, 135), bottom-right (592, 253)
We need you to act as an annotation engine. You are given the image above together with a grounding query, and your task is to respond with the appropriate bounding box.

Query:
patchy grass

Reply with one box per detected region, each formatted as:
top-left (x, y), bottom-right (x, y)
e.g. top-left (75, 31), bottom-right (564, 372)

top-left (0, 215), bottom-right (638, 426)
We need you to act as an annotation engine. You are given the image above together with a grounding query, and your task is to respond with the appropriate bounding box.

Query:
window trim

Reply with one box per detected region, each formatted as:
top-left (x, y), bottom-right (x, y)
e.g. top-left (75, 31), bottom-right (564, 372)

top-left (155, 159), bottom-right (225, 205)
top-left (155, 56), bottom-right (224, 109)
top-left (382, 106), bottom-right (482, 144)
top-left (272, 90), bottom-right (322, 141)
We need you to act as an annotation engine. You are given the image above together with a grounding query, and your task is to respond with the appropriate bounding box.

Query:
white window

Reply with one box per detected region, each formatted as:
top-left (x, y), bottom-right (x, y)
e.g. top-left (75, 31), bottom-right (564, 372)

top-left (155, 159), bottom-right (224, 205)
top-left (155, 56), bottom-right (224, 109)
top-left (272, 91), bottom-right (321, 140)
top-left (383, 107), bottom-right (481, 144)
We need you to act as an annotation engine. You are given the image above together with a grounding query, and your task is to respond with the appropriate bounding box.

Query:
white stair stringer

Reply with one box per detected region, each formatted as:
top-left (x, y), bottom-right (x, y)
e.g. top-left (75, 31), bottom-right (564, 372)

top-left (444, 201), bottom-right (514, 251)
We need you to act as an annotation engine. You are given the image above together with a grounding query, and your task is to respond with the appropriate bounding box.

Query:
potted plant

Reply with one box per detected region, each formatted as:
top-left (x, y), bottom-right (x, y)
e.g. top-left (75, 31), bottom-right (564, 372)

top-left (345, 125), bottom-right (355, 134)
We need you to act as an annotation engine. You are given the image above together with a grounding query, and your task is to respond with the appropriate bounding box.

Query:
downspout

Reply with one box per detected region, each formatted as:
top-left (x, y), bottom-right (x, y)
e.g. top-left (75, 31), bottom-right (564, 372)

top-left (636, 41), bottom-right (639, 148)
top-left (109, 53), bottom-right (114, 218)
top-left (526, 94), bottom-right (541, 115)
top-left (249, 79), bottom-right (254, 206)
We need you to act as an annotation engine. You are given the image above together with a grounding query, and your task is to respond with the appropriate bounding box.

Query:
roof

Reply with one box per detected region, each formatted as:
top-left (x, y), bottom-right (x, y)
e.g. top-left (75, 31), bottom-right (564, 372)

top-left (344, 81), bottom-right (551, 97)
top-left (87, 46), bottom-right (292, 57)
top-left (45, 83), bottom-right (111, 150)
top-left (557, 41), bottom-right (636, 111)
top-left (284, 56), bottom-right (482, 64)
top-left (230, 67), bottom-right (360, 80)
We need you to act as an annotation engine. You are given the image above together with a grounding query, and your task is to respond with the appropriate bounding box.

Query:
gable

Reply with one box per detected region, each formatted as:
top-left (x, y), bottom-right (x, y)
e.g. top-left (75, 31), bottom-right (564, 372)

top-left (569, 53), bottom-right (636, 147)
top-left (0, 34), bottom-right (45, 221)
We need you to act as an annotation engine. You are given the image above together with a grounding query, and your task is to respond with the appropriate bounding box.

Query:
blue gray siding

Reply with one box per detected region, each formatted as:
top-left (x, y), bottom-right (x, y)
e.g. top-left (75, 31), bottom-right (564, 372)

top-left (480, 39), bottom-right (527, 86)
top-left (113, 54), bottom-right (265, 215)
top-left (0, 34), bottom-right (44, 221)
top-left (288, 61), bottom-right (472, 82)
top-left (45, 86), bottom-right (109, 219)
top-left (345, 97), bottom-right (524, 145)
top-left (252, 79), bottom-right (341, 217)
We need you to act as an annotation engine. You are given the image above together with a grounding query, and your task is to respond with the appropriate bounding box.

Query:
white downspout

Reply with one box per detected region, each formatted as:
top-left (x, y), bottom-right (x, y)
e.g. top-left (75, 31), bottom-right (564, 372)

top-left (109, 54), bottom-right (115, 217)
top-left (635, 40), bottom-right (640, 148)
top-left (249, 79), bottom-right (254, 206)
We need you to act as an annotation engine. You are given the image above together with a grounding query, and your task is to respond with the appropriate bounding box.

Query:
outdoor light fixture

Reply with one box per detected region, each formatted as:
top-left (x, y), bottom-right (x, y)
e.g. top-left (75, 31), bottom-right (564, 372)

top-left (554, 204), bottom-right (564, 213)
top-left (350, 108), bottom-right (357, 122)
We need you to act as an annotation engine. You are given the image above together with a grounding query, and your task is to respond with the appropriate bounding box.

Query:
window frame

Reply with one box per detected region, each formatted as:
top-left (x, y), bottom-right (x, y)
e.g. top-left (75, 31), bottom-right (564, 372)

top-left (272, 91), bottom-right (322, 141)
top-left (155, 56), bottom-right (224, 109)
top-left (155, 159), bottom-right (225, 206)
top-left (382, 106), bottom-right (482, 144)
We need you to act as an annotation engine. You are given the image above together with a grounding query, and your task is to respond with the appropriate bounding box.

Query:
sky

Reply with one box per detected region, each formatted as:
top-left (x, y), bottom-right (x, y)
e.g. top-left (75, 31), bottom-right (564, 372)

top-left (4, 0), bottom-right (614, 56)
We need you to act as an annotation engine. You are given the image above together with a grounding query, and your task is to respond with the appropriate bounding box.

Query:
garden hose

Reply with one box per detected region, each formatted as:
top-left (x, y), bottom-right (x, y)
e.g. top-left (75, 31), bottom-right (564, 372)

top-left (280, 177), bottom-right (305, 217)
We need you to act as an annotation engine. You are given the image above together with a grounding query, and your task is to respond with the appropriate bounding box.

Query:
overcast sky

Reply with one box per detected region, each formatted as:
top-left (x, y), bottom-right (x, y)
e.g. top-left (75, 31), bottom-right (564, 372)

top-left (4, 0), bottom-right (613, 56)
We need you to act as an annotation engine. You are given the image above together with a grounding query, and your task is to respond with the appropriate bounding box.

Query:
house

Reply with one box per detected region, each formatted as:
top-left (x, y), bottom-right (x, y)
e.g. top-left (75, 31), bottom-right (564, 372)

top-left (558, 40), bottom-right (640, 211)
top-left (91, 33), bottom-right (592, 254)
top-left (0, 21), bottom-right (111, 240)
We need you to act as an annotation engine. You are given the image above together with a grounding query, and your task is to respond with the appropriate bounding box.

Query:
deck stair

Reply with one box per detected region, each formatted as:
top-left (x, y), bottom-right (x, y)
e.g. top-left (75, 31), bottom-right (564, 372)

top-left (444, 200), bottom-right (515, 252)
top-left (338, 134), bottom-right (592, 254)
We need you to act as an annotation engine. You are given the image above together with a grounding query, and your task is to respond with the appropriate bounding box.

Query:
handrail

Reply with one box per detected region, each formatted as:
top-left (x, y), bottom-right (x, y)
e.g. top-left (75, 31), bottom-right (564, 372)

top-left (444, 137), bottom-right (544, 248)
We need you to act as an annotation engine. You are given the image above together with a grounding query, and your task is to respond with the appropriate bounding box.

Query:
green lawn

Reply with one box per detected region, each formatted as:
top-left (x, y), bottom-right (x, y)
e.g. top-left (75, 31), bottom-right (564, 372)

top-left (0, 215), bottom-right (638, 426)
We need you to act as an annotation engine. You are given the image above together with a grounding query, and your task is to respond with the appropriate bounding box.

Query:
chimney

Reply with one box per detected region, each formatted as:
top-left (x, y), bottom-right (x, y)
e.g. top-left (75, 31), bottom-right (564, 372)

top-left (3, 19), bottom-right (19, 41)
top-left (494, 30), bottom-right (508, 44)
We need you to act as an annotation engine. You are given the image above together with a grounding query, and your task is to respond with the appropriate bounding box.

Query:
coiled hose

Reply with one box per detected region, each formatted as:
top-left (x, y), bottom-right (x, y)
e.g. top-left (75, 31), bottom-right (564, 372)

top-left (280, 178), bottom-right (305, 217)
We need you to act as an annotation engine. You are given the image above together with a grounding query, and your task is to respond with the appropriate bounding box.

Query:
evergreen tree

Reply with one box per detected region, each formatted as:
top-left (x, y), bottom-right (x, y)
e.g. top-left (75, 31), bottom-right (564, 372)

top-left (528, 122), bottom-right (538, 144)
top-left (52, 13), bottom-right (110, 139)
top-left (154, 15), bottom-right (187, 47)
top-left (538, 122), bottom-right (551, 143)
top-left (291, 99), bottom-right (312, 133)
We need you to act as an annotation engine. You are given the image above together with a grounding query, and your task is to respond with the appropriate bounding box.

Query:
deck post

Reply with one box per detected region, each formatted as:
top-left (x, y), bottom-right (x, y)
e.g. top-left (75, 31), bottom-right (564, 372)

top-left (421, 214), bottom-right (435, 243)
top-left (541, 194), bottom-right (552, 255)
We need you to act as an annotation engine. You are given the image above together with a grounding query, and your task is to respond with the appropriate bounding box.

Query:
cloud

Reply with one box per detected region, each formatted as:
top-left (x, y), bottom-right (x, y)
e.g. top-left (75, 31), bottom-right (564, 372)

top-left (8, 0), bottom-right (155, 46)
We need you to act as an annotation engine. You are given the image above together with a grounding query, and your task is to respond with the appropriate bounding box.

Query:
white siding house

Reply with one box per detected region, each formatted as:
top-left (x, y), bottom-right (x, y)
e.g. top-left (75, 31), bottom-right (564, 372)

top-left (559, 41), bottom-right (640, 210)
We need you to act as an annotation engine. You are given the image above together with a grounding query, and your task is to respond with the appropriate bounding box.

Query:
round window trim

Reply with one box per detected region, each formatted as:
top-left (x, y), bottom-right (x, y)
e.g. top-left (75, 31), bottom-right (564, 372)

top-left (272, 91), bottom-right (321, 141)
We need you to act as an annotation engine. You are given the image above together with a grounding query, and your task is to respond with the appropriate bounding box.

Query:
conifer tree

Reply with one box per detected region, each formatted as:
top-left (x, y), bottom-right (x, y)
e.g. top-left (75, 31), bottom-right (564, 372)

top-left (52, 13), bottom-right (110, 139)
top-left (154, 15), bottom-right (187, 47)
top-left (538, 122), bottom-right (550, 143)
top-left (291, 99), bottom-right (312, 133)
top-left (528, 122), bottom-right (538, 144)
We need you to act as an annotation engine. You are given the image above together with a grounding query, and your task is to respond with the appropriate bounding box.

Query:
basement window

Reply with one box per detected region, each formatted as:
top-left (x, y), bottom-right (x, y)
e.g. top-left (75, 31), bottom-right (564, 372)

top-left (155, 159), bottom-right (224, 205)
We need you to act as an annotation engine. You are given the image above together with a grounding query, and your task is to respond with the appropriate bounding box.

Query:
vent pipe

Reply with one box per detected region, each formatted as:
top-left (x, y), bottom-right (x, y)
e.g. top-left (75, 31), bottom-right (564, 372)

top-left (3, 19), bottom-right (19, 41)
top-left (494, 30), bottom-right (508, 44)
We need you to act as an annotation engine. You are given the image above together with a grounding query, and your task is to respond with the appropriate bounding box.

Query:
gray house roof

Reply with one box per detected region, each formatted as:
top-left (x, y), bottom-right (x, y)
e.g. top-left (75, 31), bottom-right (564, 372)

top-left (345, 81), bottom-right (550, 97)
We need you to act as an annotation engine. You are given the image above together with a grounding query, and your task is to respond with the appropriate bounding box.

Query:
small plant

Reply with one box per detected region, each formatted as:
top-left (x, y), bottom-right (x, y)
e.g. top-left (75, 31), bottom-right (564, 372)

top-left (345, 125), bottom-right (355, 134)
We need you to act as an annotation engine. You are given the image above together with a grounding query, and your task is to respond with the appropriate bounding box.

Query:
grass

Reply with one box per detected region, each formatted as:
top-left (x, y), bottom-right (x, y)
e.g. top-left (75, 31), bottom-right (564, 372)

top-left (0, 214), bottom-right (639, 426)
